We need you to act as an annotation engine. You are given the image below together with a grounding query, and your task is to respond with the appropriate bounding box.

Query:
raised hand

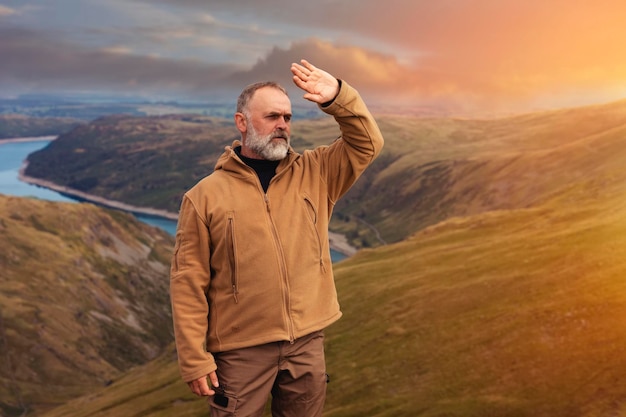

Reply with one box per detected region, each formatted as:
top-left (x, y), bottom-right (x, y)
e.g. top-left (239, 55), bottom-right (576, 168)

top-left (291, 59), bottom-right (340, 104)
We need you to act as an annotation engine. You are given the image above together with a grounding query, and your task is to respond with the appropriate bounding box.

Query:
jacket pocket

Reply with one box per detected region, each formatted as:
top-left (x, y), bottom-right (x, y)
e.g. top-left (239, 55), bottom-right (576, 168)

top-left (171, 239), bottom-right (180, 271)
top-left (303, 195), bottom-right (326, 273)
top-left (225, 211), bottom-right (239, 303)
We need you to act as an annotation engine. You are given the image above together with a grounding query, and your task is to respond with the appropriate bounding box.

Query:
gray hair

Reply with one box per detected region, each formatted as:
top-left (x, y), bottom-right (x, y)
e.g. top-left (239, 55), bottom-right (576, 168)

top-left (236, 81), bottom-right (289, 114)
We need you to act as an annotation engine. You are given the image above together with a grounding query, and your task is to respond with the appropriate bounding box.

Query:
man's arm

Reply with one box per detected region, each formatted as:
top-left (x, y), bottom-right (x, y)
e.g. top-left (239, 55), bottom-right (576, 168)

top-left (170, 195), bottom-right (219, 393)
top-left (291, 59), bottom-right (384, 201)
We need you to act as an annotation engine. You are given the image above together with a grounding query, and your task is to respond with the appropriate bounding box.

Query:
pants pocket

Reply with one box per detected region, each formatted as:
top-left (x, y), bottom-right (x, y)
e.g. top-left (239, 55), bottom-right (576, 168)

top-left (209, 391), bottom-right (238, 415)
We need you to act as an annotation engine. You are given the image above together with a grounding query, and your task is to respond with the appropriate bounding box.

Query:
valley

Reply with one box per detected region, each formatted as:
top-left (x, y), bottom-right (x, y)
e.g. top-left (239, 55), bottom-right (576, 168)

top-left (2, 98), bottom-right (626, 416)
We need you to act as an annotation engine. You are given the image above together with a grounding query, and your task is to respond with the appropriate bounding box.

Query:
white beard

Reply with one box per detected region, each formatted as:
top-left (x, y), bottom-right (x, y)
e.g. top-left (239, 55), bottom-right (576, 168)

top-left (246, 123), bottom-right (289, 161)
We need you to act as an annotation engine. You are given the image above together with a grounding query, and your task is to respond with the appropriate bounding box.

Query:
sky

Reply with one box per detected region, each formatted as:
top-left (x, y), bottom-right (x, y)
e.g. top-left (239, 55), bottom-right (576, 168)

top-left (1, 0), bottom-right (626, 116)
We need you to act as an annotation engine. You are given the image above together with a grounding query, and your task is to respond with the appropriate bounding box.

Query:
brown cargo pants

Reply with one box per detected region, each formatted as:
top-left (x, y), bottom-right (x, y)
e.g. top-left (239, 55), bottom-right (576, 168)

top-left (209, 330), bottom-right (327, 417)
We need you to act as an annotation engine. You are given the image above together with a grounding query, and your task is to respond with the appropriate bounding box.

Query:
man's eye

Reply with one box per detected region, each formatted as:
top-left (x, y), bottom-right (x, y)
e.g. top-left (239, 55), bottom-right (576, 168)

top-left (268, 114), bottom-right (291, 122)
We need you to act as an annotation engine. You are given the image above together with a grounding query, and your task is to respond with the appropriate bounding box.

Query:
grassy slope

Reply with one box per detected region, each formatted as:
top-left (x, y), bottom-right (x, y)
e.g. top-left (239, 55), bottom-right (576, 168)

top-left (23, 115), bottom-right (237, 211)
top-left (0, 196), bottom-right (175, 416)
top-left (36, 175), bottom-right (626, 417)
top-left (331, 98), bottom-right (626, 246)
top-left (38, 344), bottom-right (207, 417)
top-left (36, 100), bottom-right (626, 416)
top-left (325, 197), bottom-right (626, 416)
top-left (24, 100), bottom-right (626, 248)
top-left (0, 114), bottom-right (83, 139)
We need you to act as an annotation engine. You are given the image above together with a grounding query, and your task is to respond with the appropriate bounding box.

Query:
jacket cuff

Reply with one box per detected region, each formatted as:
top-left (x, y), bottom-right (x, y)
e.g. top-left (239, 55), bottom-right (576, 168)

top-left (320, 79), bottom-right (343, 108)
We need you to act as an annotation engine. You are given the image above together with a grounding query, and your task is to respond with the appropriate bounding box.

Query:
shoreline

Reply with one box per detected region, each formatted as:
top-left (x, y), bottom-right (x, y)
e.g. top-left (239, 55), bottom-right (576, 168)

top-left (0, 135), bottom-right (58, 143)
top-left (18, 164), bottom-right (179, 221)
top-left (17, 162), bottom-right (358, 256)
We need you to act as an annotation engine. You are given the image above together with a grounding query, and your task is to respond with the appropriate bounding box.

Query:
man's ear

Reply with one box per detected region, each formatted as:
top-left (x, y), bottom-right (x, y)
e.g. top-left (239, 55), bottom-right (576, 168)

top-left (234, 112), bottom-right (247, 133)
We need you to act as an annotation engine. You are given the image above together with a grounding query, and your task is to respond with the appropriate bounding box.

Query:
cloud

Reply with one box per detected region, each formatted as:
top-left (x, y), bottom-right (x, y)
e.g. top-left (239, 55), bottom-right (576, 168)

top-left (0, 4), bottom-right (17, 16)
top-left (0, 26), bottom-right (418, 106)
top-left (100, 46), bottom-right (134, 55)
top-left (0, 27), bottom-right (243, 99)
top-left (0, 25), bottom-right (605, 116)
top-left (228, 39), bottom-right (412, 93)
top-left (4, 0), bottom-right (626, 115)
top-left (131, 0), bottom-right (626, 113)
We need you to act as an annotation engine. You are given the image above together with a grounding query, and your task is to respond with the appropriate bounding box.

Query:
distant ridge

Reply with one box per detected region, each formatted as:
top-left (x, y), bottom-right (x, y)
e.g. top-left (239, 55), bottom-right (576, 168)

top-left (0, 114), bottom-right (83, 140)
top-left (21, 98), bottom-right (626, 249)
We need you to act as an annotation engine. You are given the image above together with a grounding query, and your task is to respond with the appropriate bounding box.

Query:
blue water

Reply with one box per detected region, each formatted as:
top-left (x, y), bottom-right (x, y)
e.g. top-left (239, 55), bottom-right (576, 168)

top-left (0, 140), bottom-right (75, 202)
top-left (0, 139), bottom-right (346, 261)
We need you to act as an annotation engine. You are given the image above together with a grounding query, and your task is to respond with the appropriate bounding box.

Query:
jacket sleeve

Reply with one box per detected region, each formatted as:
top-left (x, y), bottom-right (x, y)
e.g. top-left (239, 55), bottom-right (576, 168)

top-left (317, 80), bottom-right (384, 202)
top-left (170, 194), bottom-right (216, 382)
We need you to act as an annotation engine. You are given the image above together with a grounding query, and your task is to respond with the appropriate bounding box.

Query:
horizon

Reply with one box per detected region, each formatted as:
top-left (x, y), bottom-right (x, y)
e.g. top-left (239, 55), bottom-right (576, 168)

top-left (3, 90), bottom-right (626, 121)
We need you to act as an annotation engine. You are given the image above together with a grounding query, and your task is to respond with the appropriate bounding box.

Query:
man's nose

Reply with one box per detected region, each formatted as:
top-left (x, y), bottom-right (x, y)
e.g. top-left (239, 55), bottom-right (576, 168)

top-left (276, 116), bottom-right (289, 128)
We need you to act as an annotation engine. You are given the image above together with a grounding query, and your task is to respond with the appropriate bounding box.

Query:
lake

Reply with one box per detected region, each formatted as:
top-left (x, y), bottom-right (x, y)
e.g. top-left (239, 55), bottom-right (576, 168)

top-left (0, 138), bottom-right (345, 261)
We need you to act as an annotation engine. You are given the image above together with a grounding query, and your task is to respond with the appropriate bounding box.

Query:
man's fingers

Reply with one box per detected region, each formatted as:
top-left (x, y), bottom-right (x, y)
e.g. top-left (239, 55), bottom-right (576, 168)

top-left (199, 377), bottom-right (213, 395)
top-left (208, 371), bottom-right (220, 389)
top-left (292, 75), bottom-right (307, 90)
top-left (291, 59), bottom-right (338, 103)
top-left (188, 376), bottom-right (215, 396)
top-left (290, 63), bottom-right (309, 82)
top-left (299, 59), bottom-right (315, 72)
top-left (291, 59), bottom-right (320, 82)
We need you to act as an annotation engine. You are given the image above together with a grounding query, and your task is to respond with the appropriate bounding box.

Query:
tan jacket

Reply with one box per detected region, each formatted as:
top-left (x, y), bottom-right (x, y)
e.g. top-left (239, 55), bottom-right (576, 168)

top-left (170, 81), bottom-right (384, 382)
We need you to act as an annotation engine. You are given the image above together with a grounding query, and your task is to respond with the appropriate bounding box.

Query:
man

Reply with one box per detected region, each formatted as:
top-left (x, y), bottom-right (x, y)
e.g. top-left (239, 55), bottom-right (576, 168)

top-left (170, 59), bottom-right (384, 416)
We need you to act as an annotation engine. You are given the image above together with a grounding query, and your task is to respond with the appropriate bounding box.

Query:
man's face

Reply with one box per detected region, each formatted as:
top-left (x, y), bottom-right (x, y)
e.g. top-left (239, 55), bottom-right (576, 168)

top-left (241, 87), bottom-right (292, 161)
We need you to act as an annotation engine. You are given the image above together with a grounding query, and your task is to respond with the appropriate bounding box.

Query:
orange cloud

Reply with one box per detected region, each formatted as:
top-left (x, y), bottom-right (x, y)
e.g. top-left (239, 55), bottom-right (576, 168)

top-left (230, 1), bottom-right (625, 113)
top-left (5, 0), bottom-right (626, 115)
top-left (363, 1), bottom-right (626, 111)
top-left (0, 5), bottom-right (17, 16)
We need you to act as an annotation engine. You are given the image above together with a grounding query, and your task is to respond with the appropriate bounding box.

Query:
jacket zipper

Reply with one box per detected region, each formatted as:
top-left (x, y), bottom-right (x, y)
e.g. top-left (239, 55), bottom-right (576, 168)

top-left (237, 156), bottom-right (295, 342)
top-left (265, 194), bottom-right (295, 343)
top-left (226, 212), bottom-right (239, 303)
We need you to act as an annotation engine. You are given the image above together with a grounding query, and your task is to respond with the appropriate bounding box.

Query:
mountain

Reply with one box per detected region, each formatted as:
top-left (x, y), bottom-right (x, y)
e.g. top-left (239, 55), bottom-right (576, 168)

top-left (0, 195), bottom-right (174, 416)
top-left (23, 114), bottom-right (236, 212)
top-left (27, 98), bottom-right (626, 416)
top-left (21, 113), bottom-right (342, 215)
top-left (0, 114), bottom-right (83, 140)
top-left (322, 179), bottom-right (626, 416)
top-left (330, 98), bottom-right (626, 246)
top-left (21, 99), bottom-right (626, 250)
top-left (35, 148), bottom-right (626, 417)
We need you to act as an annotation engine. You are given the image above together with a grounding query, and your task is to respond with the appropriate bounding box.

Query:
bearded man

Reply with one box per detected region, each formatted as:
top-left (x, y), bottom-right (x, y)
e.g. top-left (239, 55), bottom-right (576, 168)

top-left (170, 59), bottom-right (384, 417)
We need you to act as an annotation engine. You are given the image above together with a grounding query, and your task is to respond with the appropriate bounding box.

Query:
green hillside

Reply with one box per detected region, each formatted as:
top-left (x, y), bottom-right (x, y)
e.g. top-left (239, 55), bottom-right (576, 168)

top-left (0, 196), bottom-right (175, 416)
top-left (30, 99), bottom-right (626, 416)
top-left (22, 99), bottom-right (626, 250)
top-left (331, 98), bottom-right (626, 246)
top-left (35, 163), bottom-right (626, 417)
top-left (23, 114), bottom-right (235, 212)
top-left (324, 197), bottom-right (626, 416)
top-left (0, 114), bottom-right (83, 139)
top-left (22, 114), bottom-right (341, 214)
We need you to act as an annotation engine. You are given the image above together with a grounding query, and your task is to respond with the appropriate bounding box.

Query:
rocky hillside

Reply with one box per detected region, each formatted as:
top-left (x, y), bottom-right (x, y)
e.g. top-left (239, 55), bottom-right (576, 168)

top-left (0, 195), bottom-right (174, 416)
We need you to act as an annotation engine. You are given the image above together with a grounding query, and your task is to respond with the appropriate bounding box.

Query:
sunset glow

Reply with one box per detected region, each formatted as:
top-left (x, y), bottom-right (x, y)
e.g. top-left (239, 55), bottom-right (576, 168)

top-left (1, 0), bottom-right (626, 115)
